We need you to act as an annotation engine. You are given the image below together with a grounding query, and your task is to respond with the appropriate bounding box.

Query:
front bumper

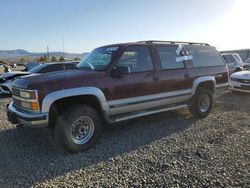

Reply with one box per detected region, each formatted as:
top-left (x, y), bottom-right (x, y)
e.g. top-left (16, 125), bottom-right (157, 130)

top-left (7, 102), bottom-right (48, 128)
top-left (229, 80), bottom-right (250, 93)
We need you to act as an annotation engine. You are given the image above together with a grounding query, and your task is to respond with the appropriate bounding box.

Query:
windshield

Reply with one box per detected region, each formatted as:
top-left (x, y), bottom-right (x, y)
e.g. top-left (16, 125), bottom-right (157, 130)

top-left (29, 64), bottom-right (48, 73)
top-left (77, 46), bottom-right (119, 71)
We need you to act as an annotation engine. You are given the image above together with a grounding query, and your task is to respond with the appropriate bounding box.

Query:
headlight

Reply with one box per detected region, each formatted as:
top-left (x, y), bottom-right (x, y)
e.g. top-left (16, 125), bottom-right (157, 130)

top-left (12, 87), bottom-right (39, 111)
top-left (19, 90), bottom-right (37, 99)
top-left (230, 77), bottom-right (237, 82)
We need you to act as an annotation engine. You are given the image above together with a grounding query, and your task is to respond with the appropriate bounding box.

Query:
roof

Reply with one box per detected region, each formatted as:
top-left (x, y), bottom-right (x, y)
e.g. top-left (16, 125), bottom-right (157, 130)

top-left (99, 40), bottom-right (210, 48)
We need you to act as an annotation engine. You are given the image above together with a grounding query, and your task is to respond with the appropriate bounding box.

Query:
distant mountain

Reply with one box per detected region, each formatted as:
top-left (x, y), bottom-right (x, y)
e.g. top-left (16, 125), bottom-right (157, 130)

top-left (0, 49), bottom-right (88, 59)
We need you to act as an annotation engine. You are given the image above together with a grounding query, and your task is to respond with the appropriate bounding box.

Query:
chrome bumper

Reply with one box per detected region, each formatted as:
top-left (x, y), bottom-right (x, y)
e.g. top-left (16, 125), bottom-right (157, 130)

top-left (7, 102), bottom-right (48, 128)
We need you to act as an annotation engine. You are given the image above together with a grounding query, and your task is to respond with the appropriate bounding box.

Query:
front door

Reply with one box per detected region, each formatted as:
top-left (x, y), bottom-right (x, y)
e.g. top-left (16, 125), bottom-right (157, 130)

top-left (107, 45), bottom-right (158, 116)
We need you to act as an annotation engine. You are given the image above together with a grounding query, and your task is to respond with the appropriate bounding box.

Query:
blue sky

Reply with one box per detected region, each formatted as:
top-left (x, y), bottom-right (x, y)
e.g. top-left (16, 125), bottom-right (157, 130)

top-left (0, 0), bottom-right (249, 53)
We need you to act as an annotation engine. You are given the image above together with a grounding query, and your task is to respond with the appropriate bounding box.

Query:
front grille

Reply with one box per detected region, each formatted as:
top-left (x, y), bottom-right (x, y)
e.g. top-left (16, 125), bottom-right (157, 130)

top-left (12, 88), bottom-right (20, 97)
top-left (13, 98), bottom-right (22, 108)
top-left (234, 85), bottom-right (250, 90)
top-left (233, 78), bottom-right (250, 84)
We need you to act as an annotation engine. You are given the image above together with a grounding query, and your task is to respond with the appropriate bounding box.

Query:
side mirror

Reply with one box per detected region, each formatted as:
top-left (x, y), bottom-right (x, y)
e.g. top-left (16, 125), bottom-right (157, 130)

top-left (110, 66), bottom-right (130, 78)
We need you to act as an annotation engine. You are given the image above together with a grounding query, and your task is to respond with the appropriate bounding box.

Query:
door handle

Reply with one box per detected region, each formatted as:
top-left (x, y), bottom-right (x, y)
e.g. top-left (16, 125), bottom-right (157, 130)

top-left (184, 73), bottom-right (190, 78)
top-left (153, 75), bottom-right (159, 81)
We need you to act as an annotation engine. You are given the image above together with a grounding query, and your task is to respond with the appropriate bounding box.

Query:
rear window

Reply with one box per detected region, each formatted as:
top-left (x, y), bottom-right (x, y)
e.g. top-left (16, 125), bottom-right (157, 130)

top-left (186, 46), bottom-right (225, 67)
top-left (156, 45), bottom-right (185, 69)
top-left (223, 54), bottom-right (235, 64)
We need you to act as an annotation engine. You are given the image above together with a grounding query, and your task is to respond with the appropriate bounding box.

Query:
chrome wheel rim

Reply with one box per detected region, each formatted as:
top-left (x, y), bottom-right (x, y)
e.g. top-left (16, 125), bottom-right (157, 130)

top-left (70, 116), bottom-right (95, 145)
top-left (199, 95), bottom-right (210, 113)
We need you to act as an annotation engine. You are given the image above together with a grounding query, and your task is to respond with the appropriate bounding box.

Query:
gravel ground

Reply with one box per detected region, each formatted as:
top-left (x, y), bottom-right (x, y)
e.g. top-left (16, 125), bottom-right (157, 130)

top-left (0, 91), bottom-right (249, 187)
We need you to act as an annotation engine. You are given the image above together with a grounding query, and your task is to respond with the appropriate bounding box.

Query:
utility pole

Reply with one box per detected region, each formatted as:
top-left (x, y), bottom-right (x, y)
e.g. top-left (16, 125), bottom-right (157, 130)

top-left (62, 38), bottom-right (64, 57)
top-left (47, 45), bottom-right (50, 60)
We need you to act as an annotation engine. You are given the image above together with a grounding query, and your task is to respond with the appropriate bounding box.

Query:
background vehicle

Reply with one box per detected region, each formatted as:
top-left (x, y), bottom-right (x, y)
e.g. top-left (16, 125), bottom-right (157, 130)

top-left (229, 70), bottom-right (250, 93)
top-left (0, 61), bottom-right (78, 94)
top-left (7, 41), bottom-right (228, 153)
top-left (243, 58), bottom-right (250, 70)
top-left (221, 53), bottom-right (243, 74)
top-left (221, 49), bottom-right (250, 62)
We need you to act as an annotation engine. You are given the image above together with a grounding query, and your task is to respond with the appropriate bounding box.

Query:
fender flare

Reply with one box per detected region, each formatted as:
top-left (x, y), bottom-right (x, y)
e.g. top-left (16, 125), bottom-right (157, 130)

top-left (191, 76), bottom-right (216, 96)
top-left (41, 87), bottom-right (109, 113)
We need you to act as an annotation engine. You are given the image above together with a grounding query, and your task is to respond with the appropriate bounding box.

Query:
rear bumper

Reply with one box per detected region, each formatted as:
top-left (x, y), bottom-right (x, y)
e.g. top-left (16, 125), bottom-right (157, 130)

top-left (7, 102), bottom-right (48, 128)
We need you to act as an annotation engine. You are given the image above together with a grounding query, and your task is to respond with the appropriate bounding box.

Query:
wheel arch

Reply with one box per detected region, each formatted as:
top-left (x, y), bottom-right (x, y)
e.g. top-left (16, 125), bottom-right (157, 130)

top-left (191, 76), bottom-right (216, 96)
top-left (42, 87), bottom-right (108, 113)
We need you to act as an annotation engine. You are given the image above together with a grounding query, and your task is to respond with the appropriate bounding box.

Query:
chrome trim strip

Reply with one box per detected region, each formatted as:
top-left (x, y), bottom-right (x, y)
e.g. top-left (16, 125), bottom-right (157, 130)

top-left (109, 92), bottom-right (190, 108)
top-left (114, 104), bottom-right (188, 122)
top-left (109, 93), bottom-right (191, 116)
top-left (108, 89), bottom-right (192, 108)
top-left (12, 95), bottom-right (38, 103)
top-left (216, 83), bottom-right (229, 89)
top-left (12, 86), bottom-right (37, 93)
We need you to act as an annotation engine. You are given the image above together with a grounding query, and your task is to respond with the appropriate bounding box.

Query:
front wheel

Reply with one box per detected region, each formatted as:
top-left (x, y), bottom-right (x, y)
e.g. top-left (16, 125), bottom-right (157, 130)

top-left (189, 88), bottom-right (214, 118)
top-left (55, 105), bottom-right (102, 153)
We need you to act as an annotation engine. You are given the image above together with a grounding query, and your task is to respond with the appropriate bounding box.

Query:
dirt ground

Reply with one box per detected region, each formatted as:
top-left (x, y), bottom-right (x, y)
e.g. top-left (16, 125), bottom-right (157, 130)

top-left (0, 89), bottom-right (249, 187)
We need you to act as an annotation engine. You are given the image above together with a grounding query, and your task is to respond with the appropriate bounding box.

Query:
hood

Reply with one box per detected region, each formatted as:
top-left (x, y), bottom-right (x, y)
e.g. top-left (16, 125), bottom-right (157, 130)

top-left (12, 69), bottom-right (106, 91)
top-left (0, 71), bottom-right (31, 80)
top-left (230, 70), bottom-right (250, 79)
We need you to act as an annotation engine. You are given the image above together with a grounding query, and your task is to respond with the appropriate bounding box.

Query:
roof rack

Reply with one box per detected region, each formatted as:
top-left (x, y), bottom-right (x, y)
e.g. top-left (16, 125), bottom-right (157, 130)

top-left (137, 40), bottom-right (210, 46)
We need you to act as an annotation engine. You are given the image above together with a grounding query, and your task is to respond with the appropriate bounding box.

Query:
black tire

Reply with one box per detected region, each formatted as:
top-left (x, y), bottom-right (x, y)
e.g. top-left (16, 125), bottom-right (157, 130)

top-left (234, 68), bottom-right (241, 73)
top-left (55, 104), bottom-right (102, 153)
top-left (189, 88), bottom-right (214, 118)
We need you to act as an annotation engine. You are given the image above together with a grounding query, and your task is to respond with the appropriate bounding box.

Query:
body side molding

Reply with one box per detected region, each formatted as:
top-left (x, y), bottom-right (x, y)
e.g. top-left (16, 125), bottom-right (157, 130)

top-left (41, 87), bottom-right (109, 113)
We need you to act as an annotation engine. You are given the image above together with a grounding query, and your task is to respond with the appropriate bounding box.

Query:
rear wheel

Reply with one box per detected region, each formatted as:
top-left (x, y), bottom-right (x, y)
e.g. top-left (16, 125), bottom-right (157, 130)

top-left (55, 105), bottom-right (102, 153)
top-left (189, 88), bottom-right (214, 118)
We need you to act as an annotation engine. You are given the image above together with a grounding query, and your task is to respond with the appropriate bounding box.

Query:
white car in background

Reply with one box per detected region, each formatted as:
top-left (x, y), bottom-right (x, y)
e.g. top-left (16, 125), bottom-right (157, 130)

top-left (230, 70), bottom-right (250, 93)
top-left (243, 58), bottom-right (250, 70)
top-left (221, 53), bottom-right (243, 74)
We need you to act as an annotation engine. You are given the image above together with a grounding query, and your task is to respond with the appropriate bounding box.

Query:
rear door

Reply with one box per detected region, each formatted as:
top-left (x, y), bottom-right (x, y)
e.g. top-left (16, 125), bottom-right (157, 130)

top-left (154, 45), bottom-right (194, 101)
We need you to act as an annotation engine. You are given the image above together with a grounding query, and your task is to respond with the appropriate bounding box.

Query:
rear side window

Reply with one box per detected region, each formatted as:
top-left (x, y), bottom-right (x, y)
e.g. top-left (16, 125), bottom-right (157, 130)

top-left (186, 46), bottom-right (225, 67)
top-left (45, 64), bottom-right (63, 72)
top-left (64, 64), bottom-right (76, 70)
top-left (156, 45), bottom-right (185, 69)
top-left (223, 55), bottom-right (235, 64)
top-left (117, 46), bottom-right (153, 73)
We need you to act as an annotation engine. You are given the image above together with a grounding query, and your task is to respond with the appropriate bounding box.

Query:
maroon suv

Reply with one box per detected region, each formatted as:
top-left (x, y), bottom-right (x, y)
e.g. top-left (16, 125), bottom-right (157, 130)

top-left (7, 41), bottom-right (229, 153)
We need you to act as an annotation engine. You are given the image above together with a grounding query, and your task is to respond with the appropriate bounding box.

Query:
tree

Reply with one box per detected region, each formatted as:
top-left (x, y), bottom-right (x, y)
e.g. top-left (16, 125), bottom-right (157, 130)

top-left (38, 56), bottom-right (45, 62)
top-left (38, 55), bottom-right (49, 62)
top-left (59, 56), bottom-right (65, 62)
top-left (20, 57), bottom-right (26, 62)
top-left (74, 57), bottom-right (81, 61)
top-left (51, 56), bottom-right (57, 62)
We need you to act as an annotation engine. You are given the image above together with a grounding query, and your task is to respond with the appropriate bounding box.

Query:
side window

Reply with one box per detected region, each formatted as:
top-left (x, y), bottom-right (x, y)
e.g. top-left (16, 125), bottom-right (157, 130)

top-left (223, 55), bottom-right (235, 64)
top-left (186, 45), bottom-right (225, 67)
top-left (64, 64), bottom-right (76, 70)
top-left (46, 64), bottom-right (63, 72)
top-left (117, 46), bottom-right (153, 73)
top-left (156, 46), bottom-right (184, 69)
